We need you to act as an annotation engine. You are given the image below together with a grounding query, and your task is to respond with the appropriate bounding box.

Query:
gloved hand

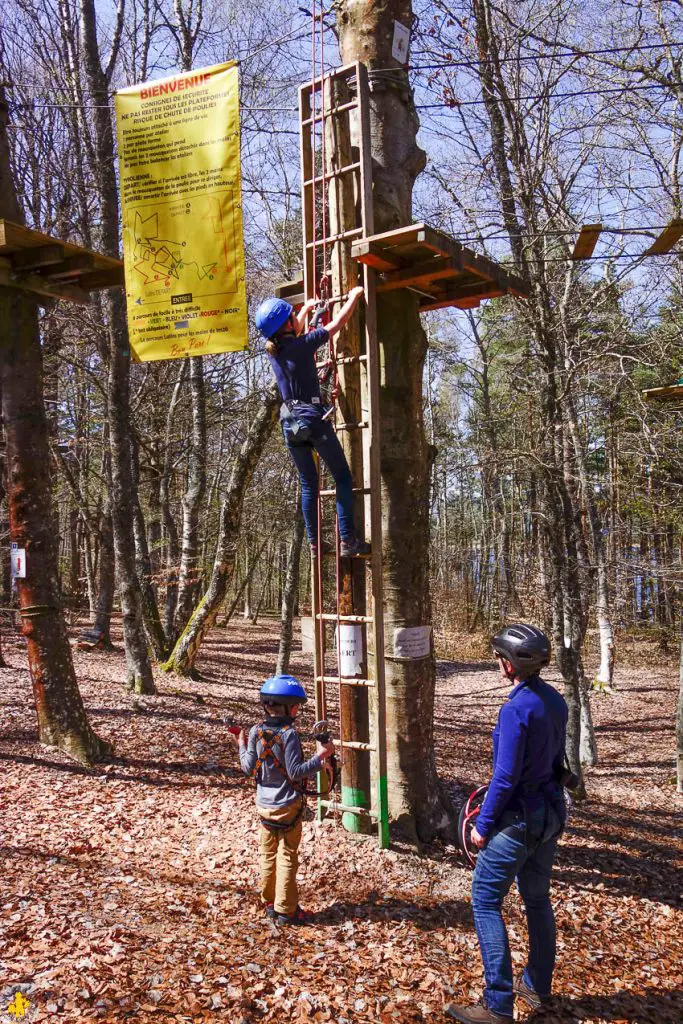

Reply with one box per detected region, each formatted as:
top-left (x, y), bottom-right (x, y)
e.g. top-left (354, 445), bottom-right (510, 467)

top-left (311, 299), bottom-right (329, 328)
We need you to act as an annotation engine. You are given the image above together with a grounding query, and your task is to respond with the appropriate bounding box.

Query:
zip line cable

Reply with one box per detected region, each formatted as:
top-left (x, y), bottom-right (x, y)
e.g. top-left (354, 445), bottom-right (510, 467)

top-left (386, 39), bottom-right (683, 74)
top-left (417, 81), bottom-right (673, 111)
top-left (11, 75), bottom-right (679, 114)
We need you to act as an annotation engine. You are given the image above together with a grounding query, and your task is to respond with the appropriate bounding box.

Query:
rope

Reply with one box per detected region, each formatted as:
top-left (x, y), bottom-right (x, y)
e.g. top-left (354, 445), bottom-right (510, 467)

top-left (308, 7), bottom-right (344, 827)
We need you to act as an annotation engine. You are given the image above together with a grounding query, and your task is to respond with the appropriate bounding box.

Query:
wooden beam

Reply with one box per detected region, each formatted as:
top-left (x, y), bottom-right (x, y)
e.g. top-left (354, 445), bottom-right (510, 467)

top-left (419, 281), bottom-right (503, 312)
top-left (11, 243), bottom-right (65, 270)
top-left (571, 224), bottom-right (603, 261)
top-left (350, 239), bottom-right (403, 272)
top-left (646, 218), bottom-right (683, 256)
top-left (642, 383), bottom-right (683, 401)
top-left (376, 255), bottom-right (462, 292)
top-left (0, 263), bottom-right (91, 304)
top-left (76, 267), bottom-right (126, 291)
top-left (41, 254), bottom-right (95, 280)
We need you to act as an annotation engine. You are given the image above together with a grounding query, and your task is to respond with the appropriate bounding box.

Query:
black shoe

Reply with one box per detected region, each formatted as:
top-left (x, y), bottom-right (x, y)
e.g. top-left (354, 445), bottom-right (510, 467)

top-left (339, 537), bottom-right (371, 557)
top-left (513, 974), bottom-right (549, 1010)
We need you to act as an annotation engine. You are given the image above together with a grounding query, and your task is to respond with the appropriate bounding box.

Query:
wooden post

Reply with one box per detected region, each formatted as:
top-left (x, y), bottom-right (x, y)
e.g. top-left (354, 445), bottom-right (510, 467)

top-left (325, 72), bottom-right (372, 832)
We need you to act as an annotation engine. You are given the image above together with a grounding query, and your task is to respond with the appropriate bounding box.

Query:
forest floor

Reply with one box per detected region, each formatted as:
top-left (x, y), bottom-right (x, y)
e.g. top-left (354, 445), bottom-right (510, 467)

top-left (0, 617), bottom-right (681, 1024)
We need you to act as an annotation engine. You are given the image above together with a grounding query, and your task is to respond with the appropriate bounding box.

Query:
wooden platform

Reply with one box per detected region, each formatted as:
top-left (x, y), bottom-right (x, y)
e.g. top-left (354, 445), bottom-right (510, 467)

top-left (276, 223), bottom-right (528, 313)
top-left (0, 219), bottom-right (124, 305)
top-left (642, 382), bottom-right (683, 402)
top-left (351, 223), bottom-right (528, 311)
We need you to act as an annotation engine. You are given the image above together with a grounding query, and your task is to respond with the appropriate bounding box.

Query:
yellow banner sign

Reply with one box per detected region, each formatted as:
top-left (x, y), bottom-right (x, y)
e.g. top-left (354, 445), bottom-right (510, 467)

top-left (115, 62), bottom-right (248, 361)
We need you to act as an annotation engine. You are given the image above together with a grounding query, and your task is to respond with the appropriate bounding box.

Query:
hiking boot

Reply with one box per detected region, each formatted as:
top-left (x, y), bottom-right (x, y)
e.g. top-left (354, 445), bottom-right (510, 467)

top-left (311, 540), bottom-right (334, 556)
top-left (339, 537), bottom-right (371, 558)
top-left (264, 903), bottom-right (276, 919)
top-left (275, 905), bottom-right (312, 926)
top-left (444, 1002), bottom-right (512, 1024)
top-left (514, 974), bottom-right (549, 1010)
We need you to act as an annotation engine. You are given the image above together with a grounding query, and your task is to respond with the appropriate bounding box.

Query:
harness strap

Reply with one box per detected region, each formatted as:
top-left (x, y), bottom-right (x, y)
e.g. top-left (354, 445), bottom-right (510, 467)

top-left (253, 724), bottom-right (291, 781)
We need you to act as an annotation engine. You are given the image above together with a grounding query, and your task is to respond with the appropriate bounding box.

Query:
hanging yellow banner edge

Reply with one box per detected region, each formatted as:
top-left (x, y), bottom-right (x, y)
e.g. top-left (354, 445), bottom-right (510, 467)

top-left (115, 61), bottom-right (248, 362)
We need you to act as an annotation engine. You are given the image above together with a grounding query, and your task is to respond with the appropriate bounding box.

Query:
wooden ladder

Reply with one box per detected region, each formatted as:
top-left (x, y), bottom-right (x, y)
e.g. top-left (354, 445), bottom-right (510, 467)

top-left (299, 62), bottom-right (389, 848)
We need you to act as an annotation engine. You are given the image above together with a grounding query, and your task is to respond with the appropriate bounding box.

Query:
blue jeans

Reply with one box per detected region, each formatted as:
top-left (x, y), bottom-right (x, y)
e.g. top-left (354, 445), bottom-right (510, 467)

top-left (283, 416), bottom-right (355, 545)
top-left (472, 803), bottom-right (562, 1017)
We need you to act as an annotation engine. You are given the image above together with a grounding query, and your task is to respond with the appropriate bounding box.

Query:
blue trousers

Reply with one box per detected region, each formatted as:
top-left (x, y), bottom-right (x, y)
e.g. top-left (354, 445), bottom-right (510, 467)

top-left (283, 416), bottom-right (355, 545)
top-left (472, 803), bottom-right (562, 1017)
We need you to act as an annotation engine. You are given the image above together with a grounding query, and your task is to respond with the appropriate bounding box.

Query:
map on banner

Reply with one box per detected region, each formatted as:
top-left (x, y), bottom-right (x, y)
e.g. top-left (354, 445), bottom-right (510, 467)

top-left (115, 62), bottom-right (248, 361)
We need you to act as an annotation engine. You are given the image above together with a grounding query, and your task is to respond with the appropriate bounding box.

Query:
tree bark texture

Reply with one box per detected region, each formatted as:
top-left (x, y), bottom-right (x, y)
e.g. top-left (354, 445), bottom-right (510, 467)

top-left (162, 388), bottom-right (280, 676)
top-left (336, 0), bottom-right (453, 841)
top-left (79, 0), bottom-right (155, 694)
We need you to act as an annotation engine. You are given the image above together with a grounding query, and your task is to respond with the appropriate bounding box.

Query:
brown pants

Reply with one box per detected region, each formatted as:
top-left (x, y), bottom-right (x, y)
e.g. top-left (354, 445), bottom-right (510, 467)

top-left (258, 798), bottom-right (304, 917)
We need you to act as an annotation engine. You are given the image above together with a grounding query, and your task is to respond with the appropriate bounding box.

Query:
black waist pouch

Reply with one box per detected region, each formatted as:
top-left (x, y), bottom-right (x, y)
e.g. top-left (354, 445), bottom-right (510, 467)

top-left (280, 402), bottom-right (312, 444)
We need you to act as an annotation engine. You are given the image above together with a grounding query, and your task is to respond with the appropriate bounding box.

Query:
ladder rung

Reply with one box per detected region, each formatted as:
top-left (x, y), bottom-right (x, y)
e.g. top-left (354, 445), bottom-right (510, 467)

top-left (316, 675), bottom-right (374, 687)
top-left (303, 161), bottom-right (361, 187)
top-left (315, 354), bottom-right (367, 369)
top-left (335, 353), bottom-right (367, 365)
top-left (319, 486), bottom-right (371, 497)
top-left (334, 421), bottom-right (368, 431)
top-left (340, 740), bottom-right (376, 752)
top-left (318, 799), bottom-right (377, 817)
top-left (301, 100), bottom-right (358, 127)
top-left (306, 227), bottom-right (363, 248)
top-left (315, 613), bottom-right (373, 624)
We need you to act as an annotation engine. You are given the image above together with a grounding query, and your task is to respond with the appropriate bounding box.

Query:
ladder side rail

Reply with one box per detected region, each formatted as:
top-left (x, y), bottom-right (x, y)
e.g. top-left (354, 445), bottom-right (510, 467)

top-left (325, 67), bottom-right (373, 832)
top-left (356, 62), bottom-right (390, 849)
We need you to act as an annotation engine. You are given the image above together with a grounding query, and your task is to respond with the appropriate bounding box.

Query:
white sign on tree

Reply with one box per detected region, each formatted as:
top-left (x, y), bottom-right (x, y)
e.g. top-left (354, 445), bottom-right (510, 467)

top-left (10, 548), bottom-right (26, 579)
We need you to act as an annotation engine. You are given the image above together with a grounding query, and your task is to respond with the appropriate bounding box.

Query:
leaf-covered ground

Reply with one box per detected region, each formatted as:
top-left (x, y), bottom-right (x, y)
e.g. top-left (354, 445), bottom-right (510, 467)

top-left (0, 618), bottom-right (681, 1023)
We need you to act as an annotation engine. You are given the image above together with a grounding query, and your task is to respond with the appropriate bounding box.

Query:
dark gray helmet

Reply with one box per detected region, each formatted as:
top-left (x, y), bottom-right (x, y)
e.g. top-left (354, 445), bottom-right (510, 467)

top-left (492, 623), bottom-right (550, 679)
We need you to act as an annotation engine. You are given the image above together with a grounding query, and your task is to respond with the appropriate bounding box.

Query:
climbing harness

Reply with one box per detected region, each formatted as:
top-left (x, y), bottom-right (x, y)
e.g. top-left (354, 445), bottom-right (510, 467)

top-left (251, 719), bottom-right (340, 833)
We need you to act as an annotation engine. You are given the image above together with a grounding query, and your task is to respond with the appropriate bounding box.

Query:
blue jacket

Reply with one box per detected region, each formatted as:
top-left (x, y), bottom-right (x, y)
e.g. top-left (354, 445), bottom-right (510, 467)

top-left (268, 327), bottom-right (330, 406)
top-left (476, 676), bottom-right (568, 839)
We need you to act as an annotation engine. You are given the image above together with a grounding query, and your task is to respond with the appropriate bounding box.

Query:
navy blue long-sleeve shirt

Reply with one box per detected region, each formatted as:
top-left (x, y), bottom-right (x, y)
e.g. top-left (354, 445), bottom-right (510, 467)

top-left (476, 676), bottom-right (568, 839)
top-left (267, 327), bottom-right (330, 406)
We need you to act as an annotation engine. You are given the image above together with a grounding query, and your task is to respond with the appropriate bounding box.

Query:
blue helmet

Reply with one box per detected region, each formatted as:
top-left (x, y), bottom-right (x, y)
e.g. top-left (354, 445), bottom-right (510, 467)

top-left (260, 674), bottom-right (307, 706)
top-left (255, 297), bottom-right (293, 339)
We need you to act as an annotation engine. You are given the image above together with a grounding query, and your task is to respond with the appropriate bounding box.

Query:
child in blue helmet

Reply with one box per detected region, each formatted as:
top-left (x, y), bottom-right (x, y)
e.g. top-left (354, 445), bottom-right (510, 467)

top-left (254, 287), bottom-right (370, 558)
top-left (228, 674), bottom-right (335, 925)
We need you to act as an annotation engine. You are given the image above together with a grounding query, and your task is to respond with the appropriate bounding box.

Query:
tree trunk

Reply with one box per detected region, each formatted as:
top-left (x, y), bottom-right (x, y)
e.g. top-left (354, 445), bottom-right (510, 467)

top-left (336, 0), bottom-right (453, 841)
top-left (131, 436), bottom-right (168, 660)
top-left (161, 363), bottom-right (187, 640)
top-left (92, 501), bottom-right (115, 646)
top-left (0, 93), bottom-right (110, 761)
top-left (276, 513), bottom-right (306, 675)
top-left (223, 536), bottom-right (270, 626)
top-left (174, 356), bottom-right (207, 637)
top-left (79, 0), bottom-right (155, 695)
top-left (162, 388), bottom-right (280, 676)
top-left (677, 597), bottom-right (683, 794)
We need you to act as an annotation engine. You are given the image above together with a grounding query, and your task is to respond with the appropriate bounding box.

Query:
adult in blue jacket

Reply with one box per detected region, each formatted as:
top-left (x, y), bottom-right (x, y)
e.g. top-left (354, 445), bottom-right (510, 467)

top-left (255, 288), bottom-right (370, 558)
top-left (447, 624), bottom-right (569, 1024)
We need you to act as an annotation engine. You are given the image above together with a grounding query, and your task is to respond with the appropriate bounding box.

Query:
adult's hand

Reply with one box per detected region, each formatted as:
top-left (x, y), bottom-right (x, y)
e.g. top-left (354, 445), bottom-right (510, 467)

top-left (316, 740), bottom-right (335, 760)
top-left (471, 826), bottom-right (487, 849)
